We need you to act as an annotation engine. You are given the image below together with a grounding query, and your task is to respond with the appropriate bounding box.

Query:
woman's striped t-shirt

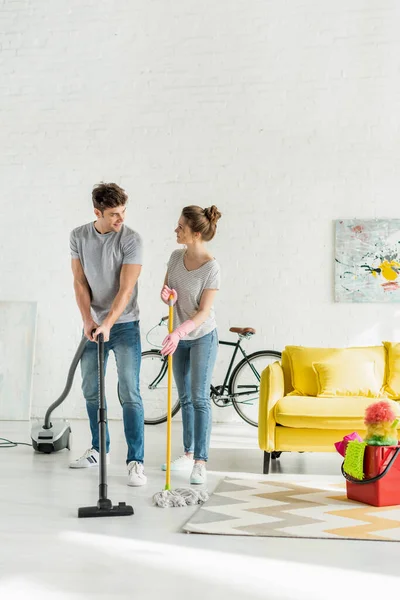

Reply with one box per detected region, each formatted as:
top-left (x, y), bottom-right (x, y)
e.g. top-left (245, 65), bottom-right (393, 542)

top-left (167, 249), bottom-right (220, 340)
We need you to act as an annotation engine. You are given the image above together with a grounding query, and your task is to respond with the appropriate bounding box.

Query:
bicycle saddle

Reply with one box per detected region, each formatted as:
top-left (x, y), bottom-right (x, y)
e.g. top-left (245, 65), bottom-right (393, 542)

top-left (229, 327), bottom-right (256, 335)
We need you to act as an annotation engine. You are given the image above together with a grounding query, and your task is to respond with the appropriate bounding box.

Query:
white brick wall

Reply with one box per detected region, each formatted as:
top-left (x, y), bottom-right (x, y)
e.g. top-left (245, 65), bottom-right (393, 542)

top-left (2, 0), bottom-right (400, 422)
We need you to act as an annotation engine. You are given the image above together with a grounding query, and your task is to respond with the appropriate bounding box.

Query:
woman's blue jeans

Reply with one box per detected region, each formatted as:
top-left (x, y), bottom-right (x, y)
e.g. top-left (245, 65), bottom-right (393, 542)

top-left (80, 321), bottom-right (144, 464)
top-left (172, 329), bottom-right (218, 462)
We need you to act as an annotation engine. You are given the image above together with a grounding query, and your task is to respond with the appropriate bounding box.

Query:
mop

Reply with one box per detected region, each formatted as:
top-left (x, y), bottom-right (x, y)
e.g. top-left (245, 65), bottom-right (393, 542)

top-left (153, 297), bottom-right (209, 508)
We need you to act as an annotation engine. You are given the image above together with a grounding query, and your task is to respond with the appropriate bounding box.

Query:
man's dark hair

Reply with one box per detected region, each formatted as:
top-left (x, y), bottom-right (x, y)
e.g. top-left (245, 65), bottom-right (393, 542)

top-left (92, 182), bottom-right (128, 213)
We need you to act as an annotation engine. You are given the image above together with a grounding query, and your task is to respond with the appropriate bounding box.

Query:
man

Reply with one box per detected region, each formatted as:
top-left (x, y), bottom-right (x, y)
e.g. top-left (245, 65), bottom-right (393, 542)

top-left (69, 182), bottom-right (146, 486)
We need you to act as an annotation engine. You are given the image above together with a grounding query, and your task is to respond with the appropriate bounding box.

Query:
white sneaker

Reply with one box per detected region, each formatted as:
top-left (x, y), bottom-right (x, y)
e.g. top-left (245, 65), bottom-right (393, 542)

top-left (127, 461), bottom-right (147, 487)
top-left (161, 454), bottom-right (194, 472)
top-left (69, 448), bottom-right (110, 469)
top-left (190, 463), bottom-right (207, 485)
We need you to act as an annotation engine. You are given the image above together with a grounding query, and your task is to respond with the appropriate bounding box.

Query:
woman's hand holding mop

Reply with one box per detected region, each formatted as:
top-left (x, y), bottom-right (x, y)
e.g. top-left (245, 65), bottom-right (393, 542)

top-left (161, 320), bottom-right (196, 356)
top-left (160, 285), bottom-right (178, 305)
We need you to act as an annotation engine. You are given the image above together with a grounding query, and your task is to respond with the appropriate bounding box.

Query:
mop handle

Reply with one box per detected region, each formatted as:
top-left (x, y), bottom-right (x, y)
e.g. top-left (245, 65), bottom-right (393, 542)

top-left (165, 297), bottom-right (174, 491)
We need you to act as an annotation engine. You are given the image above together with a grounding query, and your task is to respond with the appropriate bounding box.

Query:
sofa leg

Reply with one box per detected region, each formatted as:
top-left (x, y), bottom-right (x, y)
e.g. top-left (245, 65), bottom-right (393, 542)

top-left (263, 451), bottom-right (271, 474)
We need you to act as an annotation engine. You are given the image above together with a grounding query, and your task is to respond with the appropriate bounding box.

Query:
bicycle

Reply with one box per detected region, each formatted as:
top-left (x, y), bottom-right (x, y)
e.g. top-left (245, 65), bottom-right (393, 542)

top-left (118, 316), bottom-right (281, 427)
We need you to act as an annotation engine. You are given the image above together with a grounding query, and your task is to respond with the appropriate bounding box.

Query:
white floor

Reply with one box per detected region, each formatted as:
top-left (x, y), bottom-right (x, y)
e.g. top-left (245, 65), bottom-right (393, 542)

top-left (1, 419), bottom-right (399, 600)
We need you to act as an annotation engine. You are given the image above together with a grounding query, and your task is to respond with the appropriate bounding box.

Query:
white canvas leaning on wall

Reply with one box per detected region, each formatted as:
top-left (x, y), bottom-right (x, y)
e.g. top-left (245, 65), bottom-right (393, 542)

top-left (0, 302), bottom-right (37, 420)
top-left (335, 219), bottom-right (400, 303)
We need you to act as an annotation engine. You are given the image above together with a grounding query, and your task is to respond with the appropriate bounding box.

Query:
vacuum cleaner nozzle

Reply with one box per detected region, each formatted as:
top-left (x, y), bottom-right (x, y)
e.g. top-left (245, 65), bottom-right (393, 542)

top-left (78, 501), bottom-right (134, 518)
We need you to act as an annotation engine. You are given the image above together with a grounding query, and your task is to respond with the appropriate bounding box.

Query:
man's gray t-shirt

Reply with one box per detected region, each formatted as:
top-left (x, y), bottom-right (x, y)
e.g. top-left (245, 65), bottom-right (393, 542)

top-left (70, 222), bottom-right (143, 325)
top-left (167, 249), bottom-right (220, 340)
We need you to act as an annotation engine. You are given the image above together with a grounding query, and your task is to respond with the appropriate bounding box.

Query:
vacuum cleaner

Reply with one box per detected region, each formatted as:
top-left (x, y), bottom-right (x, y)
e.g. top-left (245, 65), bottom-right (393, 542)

top-left (78, 333), bottom-right (133, 518)
top-left (31, 335), bottom-right (88, 453)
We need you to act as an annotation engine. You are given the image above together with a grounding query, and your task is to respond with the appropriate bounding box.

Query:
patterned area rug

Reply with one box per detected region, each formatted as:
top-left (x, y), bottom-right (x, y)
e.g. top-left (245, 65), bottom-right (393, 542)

top-left (182, 477), bottom-right (400, 541)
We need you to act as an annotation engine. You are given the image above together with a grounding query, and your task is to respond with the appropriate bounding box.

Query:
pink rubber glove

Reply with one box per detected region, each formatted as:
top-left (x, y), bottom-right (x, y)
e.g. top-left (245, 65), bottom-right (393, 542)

top-left (334, 432), bottom-right (363, 457)
top-left (161, 320), bottom-right (196, 356)
top-left (161, 285), bottom-right (178, 306)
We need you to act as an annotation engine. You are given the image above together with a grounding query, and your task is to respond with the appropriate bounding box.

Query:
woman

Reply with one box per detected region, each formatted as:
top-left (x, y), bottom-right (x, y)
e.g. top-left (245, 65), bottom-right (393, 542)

top-left (160, 205), bottom-right (222, 485)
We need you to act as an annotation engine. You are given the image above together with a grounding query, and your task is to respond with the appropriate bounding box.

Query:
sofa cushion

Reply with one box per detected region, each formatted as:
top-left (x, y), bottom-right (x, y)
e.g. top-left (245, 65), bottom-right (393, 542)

top-left (274, 395), bottom-right (398, 430)
top-left (285, 345), bottom-right (386, 397)
top-left (312, 359), bottom-right (384, 398)
top-left (383, 342), bottom-right (400, 399)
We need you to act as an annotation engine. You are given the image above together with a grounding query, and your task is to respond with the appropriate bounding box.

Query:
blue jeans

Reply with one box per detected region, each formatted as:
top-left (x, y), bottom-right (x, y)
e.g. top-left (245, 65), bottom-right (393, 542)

top-left (172, 329), bottom-right (218, 462)
top-left (80, 321), bottom-right (144, 464)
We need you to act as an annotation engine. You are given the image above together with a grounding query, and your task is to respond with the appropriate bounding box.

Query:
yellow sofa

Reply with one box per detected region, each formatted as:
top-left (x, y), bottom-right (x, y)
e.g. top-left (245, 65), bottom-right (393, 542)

top-left (258, 343), bottom-right (400, 474)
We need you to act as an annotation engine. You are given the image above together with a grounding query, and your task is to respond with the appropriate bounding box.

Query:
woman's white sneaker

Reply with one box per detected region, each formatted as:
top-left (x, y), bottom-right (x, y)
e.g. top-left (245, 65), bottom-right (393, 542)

top-left (69, 448), bottom-right (110, 469)
top-left (190, 463), bottom-right (207, 485)
top-left (127, 461), bottom-right (147, 486)
top-left (161, 454), bottom-right (194, 472)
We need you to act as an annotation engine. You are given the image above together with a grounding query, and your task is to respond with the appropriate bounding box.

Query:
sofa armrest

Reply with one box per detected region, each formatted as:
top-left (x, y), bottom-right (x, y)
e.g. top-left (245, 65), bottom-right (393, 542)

top-left (258, 361), bottom-right (285, 452)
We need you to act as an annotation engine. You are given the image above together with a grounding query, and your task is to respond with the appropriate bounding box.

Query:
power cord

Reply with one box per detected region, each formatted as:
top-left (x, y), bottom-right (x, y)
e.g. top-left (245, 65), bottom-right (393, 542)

top-left (0, 438), bottom-right (32, 448)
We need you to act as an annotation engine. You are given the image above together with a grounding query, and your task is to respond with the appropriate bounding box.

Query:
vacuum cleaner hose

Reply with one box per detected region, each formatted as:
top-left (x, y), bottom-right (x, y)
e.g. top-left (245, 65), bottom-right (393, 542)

top-left (43, 335), bottom-right (88, 429)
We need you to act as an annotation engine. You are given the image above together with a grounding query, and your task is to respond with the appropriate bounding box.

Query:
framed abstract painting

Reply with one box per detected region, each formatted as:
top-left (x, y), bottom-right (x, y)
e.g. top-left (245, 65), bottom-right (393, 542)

top-left (335, 219), bottom-right (400, 303)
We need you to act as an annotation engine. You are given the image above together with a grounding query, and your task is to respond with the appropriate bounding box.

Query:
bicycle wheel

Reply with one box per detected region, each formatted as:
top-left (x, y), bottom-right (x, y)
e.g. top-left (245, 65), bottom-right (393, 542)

top-left (229, 350), bottom-right (281, 427)
top-left (117, 350), bottom-right (181, 425)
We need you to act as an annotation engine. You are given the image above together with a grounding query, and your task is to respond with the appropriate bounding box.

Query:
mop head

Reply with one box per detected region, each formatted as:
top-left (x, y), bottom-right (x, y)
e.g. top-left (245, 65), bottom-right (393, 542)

top-left (153, 488), bottom-right (209, 508)
top-left (343, 440), bottom-right (367, 480)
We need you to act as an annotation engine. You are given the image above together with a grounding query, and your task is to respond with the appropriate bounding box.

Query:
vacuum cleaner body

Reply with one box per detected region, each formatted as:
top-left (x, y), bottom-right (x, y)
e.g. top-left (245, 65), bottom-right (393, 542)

top-left (31, 335), bottom-right (88, 454)
top-left (31, 420), bottom-right (71, 454)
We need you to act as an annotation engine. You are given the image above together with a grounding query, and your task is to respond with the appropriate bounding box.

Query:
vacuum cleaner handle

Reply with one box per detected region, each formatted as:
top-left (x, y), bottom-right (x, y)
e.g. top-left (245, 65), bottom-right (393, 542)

top-left (44, 335), bottom-right (88, 429)
top-left (96, 332), bottom-right (108, 503)
top-left (97, 333), bottom-right (105, 401)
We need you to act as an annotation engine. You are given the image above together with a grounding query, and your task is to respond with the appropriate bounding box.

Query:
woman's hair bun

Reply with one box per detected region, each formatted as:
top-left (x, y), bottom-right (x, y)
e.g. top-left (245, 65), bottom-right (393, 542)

top-left (204, 205), bottom-right (222, 224)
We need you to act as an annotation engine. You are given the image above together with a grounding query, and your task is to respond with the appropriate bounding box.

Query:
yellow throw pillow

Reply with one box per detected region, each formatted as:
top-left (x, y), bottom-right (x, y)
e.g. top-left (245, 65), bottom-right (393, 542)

top-left (383, 342), bottom-right (400, 399)
top-left (285, 346), bottom-right (342, 396)
top-left (285, 345), bottom-right (386, 397)
top-left (312, 359), bottom-right (383, 398)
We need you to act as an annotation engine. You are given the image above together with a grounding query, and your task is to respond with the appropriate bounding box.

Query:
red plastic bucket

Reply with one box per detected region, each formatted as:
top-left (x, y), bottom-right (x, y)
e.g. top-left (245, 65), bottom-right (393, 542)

top-left (344, 444), bottom-right (400, 507)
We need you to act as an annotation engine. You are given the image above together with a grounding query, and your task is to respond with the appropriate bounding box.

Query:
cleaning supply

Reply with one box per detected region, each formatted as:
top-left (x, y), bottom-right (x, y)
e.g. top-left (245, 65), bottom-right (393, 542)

top-left (31, 335), bottom-right (88, 453)
top-left (78, 333), bottom-right (134, 518)
top-left (334, 432), bottom-right (363, 457)
top-left (364, 400), bottom-right (399, 446)
top-left (343, 444), bottom-right (400, 506)
top-left (343, 441), bottom-right (367, 480)
top-left (338, 400), bottom-right (399, 477)
top-left (340, 400), bottom-right (400, 506)
top-left (153, 297), bottom-right (209, 508)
